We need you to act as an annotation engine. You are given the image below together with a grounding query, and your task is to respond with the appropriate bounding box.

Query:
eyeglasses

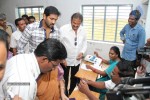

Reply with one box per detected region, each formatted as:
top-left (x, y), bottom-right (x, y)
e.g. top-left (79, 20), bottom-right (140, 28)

top-left (74, 37), bottom-right (77, 46)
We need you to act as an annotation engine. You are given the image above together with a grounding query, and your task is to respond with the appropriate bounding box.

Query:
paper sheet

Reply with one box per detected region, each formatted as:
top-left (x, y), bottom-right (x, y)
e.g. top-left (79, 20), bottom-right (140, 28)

top-left (80, 63), bottom-right (103, 71)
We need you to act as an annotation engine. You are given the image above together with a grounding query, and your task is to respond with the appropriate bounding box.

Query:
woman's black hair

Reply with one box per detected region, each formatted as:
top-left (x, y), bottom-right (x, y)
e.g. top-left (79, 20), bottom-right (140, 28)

top-left (110, 46), bottom-right (121, 59)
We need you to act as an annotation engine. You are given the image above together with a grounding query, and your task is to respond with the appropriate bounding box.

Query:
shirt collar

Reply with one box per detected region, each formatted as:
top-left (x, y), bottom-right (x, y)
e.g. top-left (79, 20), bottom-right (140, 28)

top-left (131, 23), bottom-right (140, 30)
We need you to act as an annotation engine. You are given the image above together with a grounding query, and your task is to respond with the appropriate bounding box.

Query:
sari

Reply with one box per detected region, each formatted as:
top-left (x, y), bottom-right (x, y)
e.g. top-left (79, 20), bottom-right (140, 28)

top-left (37, 67), bottom-right (60, 100)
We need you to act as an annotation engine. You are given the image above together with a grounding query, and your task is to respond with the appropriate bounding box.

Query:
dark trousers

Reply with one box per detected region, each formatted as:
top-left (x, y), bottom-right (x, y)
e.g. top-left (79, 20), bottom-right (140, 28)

top-left (62, 64), bottom-right (80, 96)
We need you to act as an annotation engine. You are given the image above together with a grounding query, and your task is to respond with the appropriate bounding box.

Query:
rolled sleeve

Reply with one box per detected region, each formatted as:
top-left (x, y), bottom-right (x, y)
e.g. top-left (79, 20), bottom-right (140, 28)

top-left (105, 80), bottom-right (116, 89)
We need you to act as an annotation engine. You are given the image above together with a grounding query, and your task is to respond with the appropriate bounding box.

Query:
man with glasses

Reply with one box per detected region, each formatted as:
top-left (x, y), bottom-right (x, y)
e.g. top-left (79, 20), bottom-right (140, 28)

top-left (59, 12), bottom-right (87, 96)
top-left (0, 38), bottom-right (67, 100)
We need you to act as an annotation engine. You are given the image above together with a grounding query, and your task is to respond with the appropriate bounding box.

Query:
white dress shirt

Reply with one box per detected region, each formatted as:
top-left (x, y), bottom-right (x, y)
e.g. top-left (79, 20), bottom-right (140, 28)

top-left (0, 53), bottom-right (40, 100)
top-left (10, 28), bottom-right (29, 53)
top-left (105, 80), bottom-right (116, 89)
top-left (59, 24), bottom-right (87, 66)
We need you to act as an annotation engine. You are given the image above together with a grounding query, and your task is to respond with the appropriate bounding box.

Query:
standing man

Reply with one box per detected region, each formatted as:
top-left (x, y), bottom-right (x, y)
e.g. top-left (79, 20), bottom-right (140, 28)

top-left (59, 12), bottom-right (87, 96)
top-left (18, 6), bottom-right (60, 54)
top-left (120, 10), bottom-right (146, 75)
top-left (22, 14), bottom-right (29, 25)
top-left (28, 16), bottom-right (36, 24)
top-left (0, 13), bottom-right (13, 37)
top-left (0, 38), bottom-right (67, 100)
top-left (10, 18), bottom-right (27, 56)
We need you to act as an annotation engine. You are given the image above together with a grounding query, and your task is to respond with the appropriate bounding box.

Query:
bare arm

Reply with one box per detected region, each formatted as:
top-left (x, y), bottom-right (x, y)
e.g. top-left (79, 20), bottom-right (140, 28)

top-left (78, 80), bottom-right (99, 100)
top-left (86, 65), bottom-right (107, 76)
top-left (94, 51), bottom-right (109, 64)
top-left (86, 79), bottom-right (106, 89)
top-left (59, 80), bottom-right (69, 100)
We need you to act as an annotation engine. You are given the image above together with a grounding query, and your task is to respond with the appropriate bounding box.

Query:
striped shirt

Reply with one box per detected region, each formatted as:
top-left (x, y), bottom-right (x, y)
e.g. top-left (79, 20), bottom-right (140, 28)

top-left (0, 53), bottom-right (40, 100)
top-left (17, 20), bottom-right (59, 54)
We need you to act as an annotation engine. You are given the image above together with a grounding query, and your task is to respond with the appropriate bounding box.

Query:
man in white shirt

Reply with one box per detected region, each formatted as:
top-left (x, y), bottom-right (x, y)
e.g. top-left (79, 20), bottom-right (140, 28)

top-left (59, 12), bottom-right (87, 95)
top-left (0, 29), bottom-right (22, 100)
top-left (0, 38), bottom-right (67, 100)
top-left (10, 18), bottom-right (27, 55)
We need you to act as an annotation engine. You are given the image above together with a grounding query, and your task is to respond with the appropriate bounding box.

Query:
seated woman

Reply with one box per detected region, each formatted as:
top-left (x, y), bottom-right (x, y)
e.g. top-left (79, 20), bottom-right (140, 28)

top-left (86, 46), bottom-right (121, 100)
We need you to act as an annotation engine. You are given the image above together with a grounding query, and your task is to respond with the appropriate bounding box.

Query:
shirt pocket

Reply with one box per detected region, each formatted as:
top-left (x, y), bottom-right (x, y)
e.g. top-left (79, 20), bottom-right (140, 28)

top-left (129, 32), bottom-right (138, 41)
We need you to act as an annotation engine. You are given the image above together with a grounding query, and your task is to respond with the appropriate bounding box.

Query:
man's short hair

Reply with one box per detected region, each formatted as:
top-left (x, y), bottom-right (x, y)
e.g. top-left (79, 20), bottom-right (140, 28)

top-left (28, 16), bottom-right (35, 20)
top-left (44, 6), bottom-right (61, 17)
top-left (15, 18), bottom-right (24, 26)
top-left (0, 13), bottom-right (6, 20)
top-left (129, 10), bottom-right (141, 20)
top-left (71, 12), bottom-right (83, 23)
top-left (34, 38), bottom-right (67, 61)
top-left (0, 29), bottom-right (9, 52)
top-left (22, 14), bottom-right (28, 19)
top-left (117, 60), bottom-right (135, 77)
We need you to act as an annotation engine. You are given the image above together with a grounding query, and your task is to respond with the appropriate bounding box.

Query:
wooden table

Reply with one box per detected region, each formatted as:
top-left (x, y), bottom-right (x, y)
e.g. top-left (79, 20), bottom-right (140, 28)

top-left (69, 87), bottom-right (99, 100)
top-left (69, 60), bottom-right (107, 100)
top-left (75, 60), bottom-right (109, 81)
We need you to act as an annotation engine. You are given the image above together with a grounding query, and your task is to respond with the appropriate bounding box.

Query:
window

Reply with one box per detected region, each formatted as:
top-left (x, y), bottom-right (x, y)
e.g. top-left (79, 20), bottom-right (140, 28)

top-left (82, 5), bottom-right (132, 43)
top-left (18, 6), bottom-right (44, 21)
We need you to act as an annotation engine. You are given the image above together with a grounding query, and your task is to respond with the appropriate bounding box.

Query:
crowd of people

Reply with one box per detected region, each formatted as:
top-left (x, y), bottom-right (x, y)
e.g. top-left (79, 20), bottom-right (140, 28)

top-left (0, 5), bottom-right (149, 100)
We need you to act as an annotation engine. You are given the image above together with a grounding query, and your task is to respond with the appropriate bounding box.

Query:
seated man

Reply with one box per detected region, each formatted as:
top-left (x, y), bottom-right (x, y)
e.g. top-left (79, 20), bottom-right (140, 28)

top-left (78, 60), bottom-right (133, 100)
top-left (0, 38), bottom-right (67, 100)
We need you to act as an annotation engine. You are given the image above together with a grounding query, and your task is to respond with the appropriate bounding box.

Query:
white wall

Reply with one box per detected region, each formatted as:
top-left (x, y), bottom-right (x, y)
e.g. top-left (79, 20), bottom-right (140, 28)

top-left (86, 40), bottom-right (123, 59)
top-left (0, 0), bottom-right (142, 27)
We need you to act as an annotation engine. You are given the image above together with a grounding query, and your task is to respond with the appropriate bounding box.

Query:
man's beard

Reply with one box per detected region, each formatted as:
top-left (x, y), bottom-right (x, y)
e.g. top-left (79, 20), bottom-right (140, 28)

top-left (45, 21), bottom-right (54, 28)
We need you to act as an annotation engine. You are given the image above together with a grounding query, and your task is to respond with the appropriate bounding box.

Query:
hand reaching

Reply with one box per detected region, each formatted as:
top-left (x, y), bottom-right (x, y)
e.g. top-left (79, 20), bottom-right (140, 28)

top-left (86, 65), bottom-right (92, 70)
top-left (136, 65), bottom-right (146, 75)
top-left (61, 93), bottom-right (69, 100)
top-left (94, 51), bottom-right (99, 57)
top-left (76, 53), bottom-right (83, 60)
top-left (94, 51), bottom-right (102, 59)
top-left (78, 79), bottom-right (90, 94)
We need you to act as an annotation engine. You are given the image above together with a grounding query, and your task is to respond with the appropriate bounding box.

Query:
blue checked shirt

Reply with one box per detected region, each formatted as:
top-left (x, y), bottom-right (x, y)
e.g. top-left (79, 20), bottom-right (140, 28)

top-left (120, 23), bottom-right (146, 61)
top-left (17, 20), bottom-right (59, 54)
